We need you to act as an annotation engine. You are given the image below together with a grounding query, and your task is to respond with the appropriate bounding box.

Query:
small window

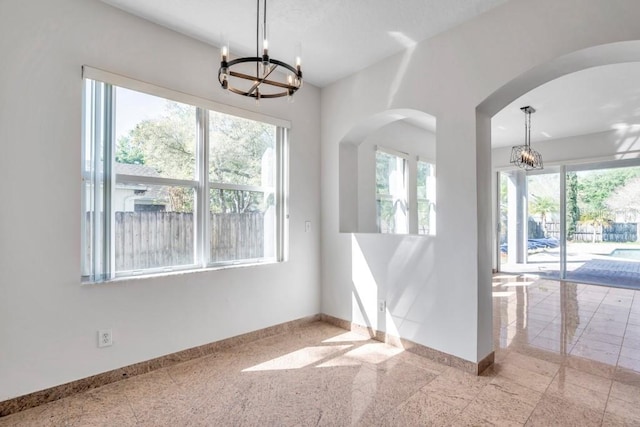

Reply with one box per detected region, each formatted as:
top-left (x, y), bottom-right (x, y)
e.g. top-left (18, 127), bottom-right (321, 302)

top-left (82, 72), bottom-right (288, 282)
top-left (376, 149), bottom-right (408, 234)
top-left (417, 160), bottom-right (436, 235)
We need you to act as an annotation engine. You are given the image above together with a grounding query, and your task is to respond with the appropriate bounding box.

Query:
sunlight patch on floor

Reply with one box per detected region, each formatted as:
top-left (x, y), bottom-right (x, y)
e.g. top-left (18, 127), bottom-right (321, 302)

top-left (317, 342), bottom-right (402, 368)
top-left (322, 332), bottom-right (370, 343)
top-left (242, 345), bottom-right (352, 372)
top-left (492, 291), bottom-right (516, 298)
top-left (497, 281), bottom-right (535, 287)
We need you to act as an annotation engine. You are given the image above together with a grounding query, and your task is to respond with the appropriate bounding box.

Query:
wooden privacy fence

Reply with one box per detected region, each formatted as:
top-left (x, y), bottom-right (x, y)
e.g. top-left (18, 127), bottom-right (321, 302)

top-left (114, 211), bottom-right (193, 271)
top-left (209, 212), bottom-right (264, 262)
top-left (86, 211), bottom-right (265, 272)
top-left (545, 222), bottom-right (637, 242)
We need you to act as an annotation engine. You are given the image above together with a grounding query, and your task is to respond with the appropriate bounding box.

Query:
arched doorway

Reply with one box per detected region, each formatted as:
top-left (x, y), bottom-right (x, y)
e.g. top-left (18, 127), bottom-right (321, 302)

top-left (478, 40), bottom-right (640, 289)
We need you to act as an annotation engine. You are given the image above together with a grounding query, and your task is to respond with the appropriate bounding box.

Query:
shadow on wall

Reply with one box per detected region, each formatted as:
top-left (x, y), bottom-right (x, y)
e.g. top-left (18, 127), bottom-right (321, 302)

top-left (350, 233), bottom-right (437, 342)
top-left (613, 124), bottom-right (640, 154)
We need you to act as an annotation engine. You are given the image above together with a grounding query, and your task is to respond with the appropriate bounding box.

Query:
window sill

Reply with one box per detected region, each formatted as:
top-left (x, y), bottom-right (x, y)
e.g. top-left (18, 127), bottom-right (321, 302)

top-left (81, 259), bottom-right (281, 286)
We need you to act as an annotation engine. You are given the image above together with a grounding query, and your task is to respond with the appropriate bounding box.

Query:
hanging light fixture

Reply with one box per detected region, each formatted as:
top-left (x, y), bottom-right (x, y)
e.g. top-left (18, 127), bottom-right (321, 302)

top-left (218, 0), bottom-right (303, 100)
top-left (510, 106), bottom-right (543, 170)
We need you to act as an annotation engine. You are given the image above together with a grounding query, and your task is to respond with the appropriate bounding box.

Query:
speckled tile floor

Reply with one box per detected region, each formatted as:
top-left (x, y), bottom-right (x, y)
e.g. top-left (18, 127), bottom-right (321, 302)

top-left (2, 277), bottom-right (640, 426)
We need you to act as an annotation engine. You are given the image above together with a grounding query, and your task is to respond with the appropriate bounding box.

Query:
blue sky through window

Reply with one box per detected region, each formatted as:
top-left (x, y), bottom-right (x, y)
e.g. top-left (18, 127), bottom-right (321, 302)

top-left (115, 87), bottom-right (167, 141)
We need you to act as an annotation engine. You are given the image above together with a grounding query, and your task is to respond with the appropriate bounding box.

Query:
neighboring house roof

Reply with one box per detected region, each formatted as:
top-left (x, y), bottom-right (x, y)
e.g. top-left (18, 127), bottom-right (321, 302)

top-left (115, 163), bottom-right (167, 206)
top-left (114, 162), bottom-right (162, 177)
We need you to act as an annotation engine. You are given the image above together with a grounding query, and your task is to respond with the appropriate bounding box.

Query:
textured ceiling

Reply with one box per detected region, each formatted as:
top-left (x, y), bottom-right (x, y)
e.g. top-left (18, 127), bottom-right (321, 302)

top-left (98, 1), bottom-right (640, 147)
top-left (99, 0), bottom-right (510, 87)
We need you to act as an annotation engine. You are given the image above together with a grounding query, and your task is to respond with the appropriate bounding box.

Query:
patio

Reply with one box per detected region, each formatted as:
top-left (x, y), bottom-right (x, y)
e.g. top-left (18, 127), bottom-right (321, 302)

top-left (500, 242), bottom-right (640, 290)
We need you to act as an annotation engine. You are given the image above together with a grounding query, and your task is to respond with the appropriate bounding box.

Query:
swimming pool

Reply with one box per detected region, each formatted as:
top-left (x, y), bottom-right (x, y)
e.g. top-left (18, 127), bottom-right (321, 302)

top-left (610, 248), bottom-right (640, 260)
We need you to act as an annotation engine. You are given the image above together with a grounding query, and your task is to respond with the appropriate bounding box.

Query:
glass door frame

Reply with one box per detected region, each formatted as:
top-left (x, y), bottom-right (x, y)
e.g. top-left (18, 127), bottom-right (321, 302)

top-left (496, 157), bottom-right (640, 281)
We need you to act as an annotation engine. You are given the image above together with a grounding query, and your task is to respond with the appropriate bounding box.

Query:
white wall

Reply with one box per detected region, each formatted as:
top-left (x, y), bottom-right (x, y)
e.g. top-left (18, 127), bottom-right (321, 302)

top-left (0, 0), bottom-right (321, 400)
top-left (321, 0), bottom-right (640, 363)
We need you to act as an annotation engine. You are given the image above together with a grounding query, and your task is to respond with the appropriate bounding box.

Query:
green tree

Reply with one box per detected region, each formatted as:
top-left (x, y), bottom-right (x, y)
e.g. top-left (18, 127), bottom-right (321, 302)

top-left (208, 111), bottom-right (275, 213)
top-left (607, 176), bottom-right (640, 221)
top-left (119, 102), bottom-right (197, 180)
top-left (529, 195), bottom-right (557, 236)
top-left (578, 168), bottom-right (640, 213)
top-left (566, 171), bottom-right (579, 240)
top-left (116, 102), bottom-right (274, 214)
top-left (115, 136), bottom-right (145, 165)
top-left (116, 102), bottom-right (196, 212)
top-left (581, 209), bottom-right (612, 243)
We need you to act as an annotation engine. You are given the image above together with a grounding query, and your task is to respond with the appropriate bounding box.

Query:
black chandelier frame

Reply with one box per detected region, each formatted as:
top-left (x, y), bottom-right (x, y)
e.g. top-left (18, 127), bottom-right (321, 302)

top-left (218, 0), bottom-right (303, 99)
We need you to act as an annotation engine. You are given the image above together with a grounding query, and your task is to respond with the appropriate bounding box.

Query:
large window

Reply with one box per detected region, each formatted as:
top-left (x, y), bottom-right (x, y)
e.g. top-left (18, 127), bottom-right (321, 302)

top-left (82, 69), bottom-right (288, 282)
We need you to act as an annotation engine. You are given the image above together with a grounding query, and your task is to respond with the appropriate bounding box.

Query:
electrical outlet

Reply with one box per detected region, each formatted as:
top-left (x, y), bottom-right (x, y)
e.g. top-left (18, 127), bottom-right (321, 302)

top-left (98, 329), bottom-right (113, 348)
top-left (378, 299), bottom-right (386, 313)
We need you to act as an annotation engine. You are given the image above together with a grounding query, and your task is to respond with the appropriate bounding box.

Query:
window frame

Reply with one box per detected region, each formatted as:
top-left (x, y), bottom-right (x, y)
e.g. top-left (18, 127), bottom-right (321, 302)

top-left (417, 156), bottom-right (436, 236)
top-left (375, 146), bottom-right (409, 234)
top-left (81, 66), bottom-right (289, 283)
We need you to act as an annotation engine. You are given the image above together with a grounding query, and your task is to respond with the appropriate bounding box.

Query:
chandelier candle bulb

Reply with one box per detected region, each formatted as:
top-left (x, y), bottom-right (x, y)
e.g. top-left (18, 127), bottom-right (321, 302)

top-left (218, 0), bottom-right (303, 99)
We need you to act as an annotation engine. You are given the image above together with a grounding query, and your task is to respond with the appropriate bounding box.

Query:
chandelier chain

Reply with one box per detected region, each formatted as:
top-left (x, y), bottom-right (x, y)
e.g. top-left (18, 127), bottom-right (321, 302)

top-left (510, 106), bottom-right (543, 170)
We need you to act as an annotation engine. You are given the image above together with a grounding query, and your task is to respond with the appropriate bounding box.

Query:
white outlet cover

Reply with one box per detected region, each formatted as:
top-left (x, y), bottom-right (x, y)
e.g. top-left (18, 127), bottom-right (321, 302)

top-left (98, 329), bottom-right (113, 347)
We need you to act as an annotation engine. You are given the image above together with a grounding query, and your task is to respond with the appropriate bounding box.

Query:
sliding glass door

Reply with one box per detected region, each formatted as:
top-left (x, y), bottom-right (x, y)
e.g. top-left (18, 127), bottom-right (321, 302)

top-left (498, 159), bottom-right (640, 289)
top-left (563, 162), bottom-right (640, 287)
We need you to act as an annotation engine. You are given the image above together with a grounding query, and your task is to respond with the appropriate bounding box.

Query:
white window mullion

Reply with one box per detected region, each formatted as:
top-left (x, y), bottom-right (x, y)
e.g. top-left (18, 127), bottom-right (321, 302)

top-left (105, 83), bottom-right (116, 280)
top-left (90, 80), bottom-right (101, 280)
top-left (199, 108), bottom-right (211, 267)
top-left (277, 127), bottom-right (289, 262)
top-left (80, 80), bottom-right (89, 278)
top-left (87, 81), bottom-right (101, 280)
top-left (89, 80), bottom-right (115, 281)
top-left (204, 182), bottom-right (274, 193)
top-left (115, 174), bottom-right (198, 188)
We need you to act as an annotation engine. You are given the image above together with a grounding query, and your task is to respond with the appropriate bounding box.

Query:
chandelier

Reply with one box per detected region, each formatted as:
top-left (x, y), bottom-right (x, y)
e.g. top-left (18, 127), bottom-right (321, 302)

top-left (510, 106), bottom-right (543, 170)
top-left (218, 0), bottom-right (303, 100)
